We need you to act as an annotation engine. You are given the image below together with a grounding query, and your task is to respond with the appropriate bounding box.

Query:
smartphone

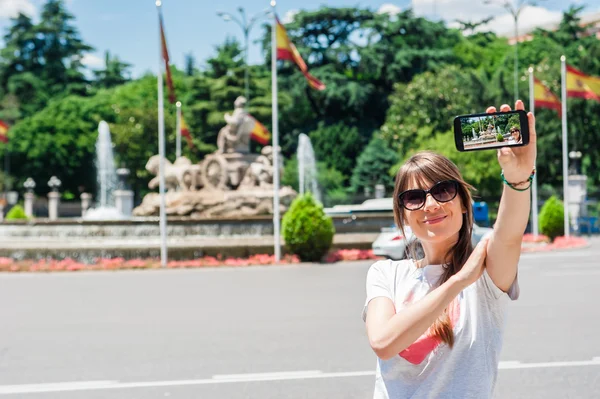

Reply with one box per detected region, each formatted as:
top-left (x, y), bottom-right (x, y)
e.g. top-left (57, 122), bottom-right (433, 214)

top-left (453, 110), bottom-right (529, 152)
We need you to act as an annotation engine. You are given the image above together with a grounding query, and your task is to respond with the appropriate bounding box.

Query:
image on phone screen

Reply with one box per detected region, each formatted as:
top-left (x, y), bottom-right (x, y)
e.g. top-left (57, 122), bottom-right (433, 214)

top-left (458, 113), bottom-right (523, 151)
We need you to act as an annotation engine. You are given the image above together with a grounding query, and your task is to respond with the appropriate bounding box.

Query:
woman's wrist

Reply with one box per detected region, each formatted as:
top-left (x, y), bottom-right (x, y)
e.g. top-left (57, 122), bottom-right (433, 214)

top-left (501, 168), bottom-right (535, 192)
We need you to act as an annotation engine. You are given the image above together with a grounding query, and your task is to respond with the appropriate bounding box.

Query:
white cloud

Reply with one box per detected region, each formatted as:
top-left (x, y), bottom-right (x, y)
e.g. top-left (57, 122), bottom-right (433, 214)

top-left (281, 9), bottom-right (299, 24)
top-left (0, 0), bottom-right (36, 19)
top-left (411, 0), bottom-right (562, 37)
top-left (377, 3), bottom-right (402, 16)
top-left (81, 53), bottom-right (104, 69)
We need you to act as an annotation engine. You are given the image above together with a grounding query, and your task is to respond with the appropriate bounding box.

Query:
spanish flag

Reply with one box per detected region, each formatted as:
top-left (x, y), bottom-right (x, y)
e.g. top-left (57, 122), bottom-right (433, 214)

top-left (566, 65), bottom-right (600, 102)
top-left (249, 116), bottom-right (271, 145)
top-left (533, 78), bottom-right (561, 116)
top-left (0, 120), bottom-right (9, 143)
top-left (159, 11), bottom-right (176, 104)
top-left (276, 17), bottom-right (325, 91)
top-left (181, 116), bottom-right (193, 148)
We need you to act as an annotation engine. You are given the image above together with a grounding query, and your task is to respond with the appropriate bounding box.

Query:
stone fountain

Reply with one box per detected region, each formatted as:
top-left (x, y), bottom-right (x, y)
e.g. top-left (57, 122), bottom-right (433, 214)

top-left (0, 97), bottom-right (391, 261)
top-left (133, 96), bottom-right (296, 218)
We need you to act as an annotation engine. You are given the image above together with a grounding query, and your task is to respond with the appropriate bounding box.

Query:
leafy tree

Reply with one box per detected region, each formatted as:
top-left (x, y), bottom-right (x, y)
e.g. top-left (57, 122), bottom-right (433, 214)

top-left (308, 122), bottom-right (367, 179)
top-left (350, 135), bottom-right (398, 194)
top-left (184, 52), bottom-right (197, 76)
top-left (93, 51), bottom-right (131, 89)
top-left (381, 65), bottom-right (490, 155)
top-left (36, 0), bottom-right (93, 95)
top-left (0, 13), bottom-right (41, 90)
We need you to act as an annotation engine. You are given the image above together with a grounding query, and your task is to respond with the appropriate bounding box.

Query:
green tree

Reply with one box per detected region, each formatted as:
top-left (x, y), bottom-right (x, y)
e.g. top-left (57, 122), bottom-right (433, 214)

top-left (350, 135), bottom-right (398, 194)
top-left (381, 65), bottom-right (490, 155)
top-left (308, 122), bottom-right (367, 179)
top-left (93, 51), bottom-right (131, 89)
top-left (0, 13), bottom-right (41, 90)
top-left (36, 0), bottom-right (93, 95)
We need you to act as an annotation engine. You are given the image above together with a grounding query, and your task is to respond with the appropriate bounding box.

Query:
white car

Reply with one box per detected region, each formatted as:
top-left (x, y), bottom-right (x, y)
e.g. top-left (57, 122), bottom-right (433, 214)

top-left (372, 223), bottom-right (493, 260)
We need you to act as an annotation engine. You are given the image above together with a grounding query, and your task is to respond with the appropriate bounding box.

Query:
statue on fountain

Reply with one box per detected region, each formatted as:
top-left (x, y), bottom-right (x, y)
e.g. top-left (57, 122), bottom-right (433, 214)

top-left (133, 96), bottom-right (297, 218)
top-left (217, 96), bottom-right (254, 154)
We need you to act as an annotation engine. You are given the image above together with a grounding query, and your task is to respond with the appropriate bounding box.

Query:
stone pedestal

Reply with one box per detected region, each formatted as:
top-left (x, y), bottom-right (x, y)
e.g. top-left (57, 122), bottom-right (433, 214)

top-left (24, 192), bottom-right (35, 218)
top-left (568, 174), bottom-right (587, 233)
top-left (375, 184), bottom-right (385, 199)
top-left (114, 190), bottom-right (134, 217)
top-left (48, 192), bottom-right (60, 221)
top-left (80, 193), bottom-right (92, 217)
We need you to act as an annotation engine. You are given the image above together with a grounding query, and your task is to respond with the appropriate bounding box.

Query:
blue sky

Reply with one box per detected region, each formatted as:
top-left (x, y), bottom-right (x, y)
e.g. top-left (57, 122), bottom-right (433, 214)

top-left (0, 0), bottom-right (598, 78)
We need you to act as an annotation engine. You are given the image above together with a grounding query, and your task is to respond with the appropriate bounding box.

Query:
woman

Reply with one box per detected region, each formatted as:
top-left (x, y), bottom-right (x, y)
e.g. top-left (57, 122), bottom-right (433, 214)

top-left (511, 127), bottom-right (523, 144)
top-left (363, 100), bottom-right (536, 399)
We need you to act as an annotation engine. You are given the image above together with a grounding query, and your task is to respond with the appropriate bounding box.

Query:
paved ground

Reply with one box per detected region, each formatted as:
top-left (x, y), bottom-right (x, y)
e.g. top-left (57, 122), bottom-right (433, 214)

top-left (0, 238), bottom-right (599, 398)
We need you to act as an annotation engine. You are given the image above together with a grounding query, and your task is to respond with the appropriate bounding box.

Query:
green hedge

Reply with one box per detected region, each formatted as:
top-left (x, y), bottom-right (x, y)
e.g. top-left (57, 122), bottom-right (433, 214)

top-left (539, 195), bottom-right (564, 241)
top-left (282, 193), bottom-right (335, 262)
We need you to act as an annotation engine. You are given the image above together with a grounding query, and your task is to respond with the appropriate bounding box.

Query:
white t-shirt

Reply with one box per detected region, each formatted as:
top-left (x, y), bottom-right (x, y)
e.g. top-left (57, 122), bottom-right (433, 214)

top-left (363, 259), bottom-right (519, 399)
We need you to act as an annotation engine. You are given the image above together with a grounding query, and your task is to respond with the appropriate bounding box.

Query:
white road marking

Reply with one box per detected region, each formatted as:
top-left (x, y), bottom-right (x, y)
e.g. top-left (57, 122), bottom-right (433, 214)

top-left (1, 358), bottom-right (600, 395)
top-left (542, 270), bottom-right (600, 277)
top-left (499, 358), bottom-right (600, 369)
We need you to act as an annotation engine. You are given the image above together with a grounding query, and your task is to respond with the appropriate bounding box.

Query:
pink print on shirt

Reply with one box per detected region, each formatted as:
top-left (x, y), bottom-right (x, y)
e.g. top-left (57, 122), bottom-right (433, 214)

top-left (398, 298), bottom-right (461, 365)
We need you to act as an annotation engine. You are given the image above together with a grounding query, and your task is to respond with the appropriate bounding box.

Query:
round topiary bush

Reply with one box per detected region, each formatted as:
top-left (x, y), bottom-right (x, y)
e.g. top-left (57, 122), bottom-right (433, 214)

top-left (496, 133), bottom-right (504, 142)
top-left (282, 193), bottom-right (335, 262)
top-left (539, 195), bottom-right (564, 241)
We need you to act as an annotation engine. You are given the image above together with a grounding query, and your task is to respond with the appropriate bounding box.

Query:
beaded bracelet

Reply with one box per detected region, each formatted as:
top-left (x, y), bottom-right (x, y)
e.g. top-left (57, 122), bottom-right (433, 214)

top-left (501, 168), bottom-right (536, 192)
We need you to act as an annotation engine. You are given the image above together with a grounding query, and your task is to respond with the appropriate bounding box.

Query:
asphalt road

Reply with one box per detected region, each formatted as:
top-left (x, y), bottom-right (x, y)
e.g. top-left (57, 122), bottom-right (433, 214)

top-left (1, 238), bottom-right (599, 398)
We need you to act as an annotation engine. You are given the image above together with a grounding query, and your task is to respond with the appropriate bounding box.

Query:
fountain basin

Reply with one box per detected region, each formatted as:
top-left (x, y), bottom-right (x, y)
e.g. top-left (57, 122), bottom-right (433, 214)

top-left (0, 213), bottom-right (393, 261)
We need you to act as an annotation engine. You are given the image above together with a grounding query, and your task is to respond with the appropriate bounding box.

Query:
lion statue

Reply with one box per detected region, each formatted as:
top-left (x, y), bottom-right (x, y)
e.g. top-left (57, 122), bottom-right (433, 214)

top-left (146, 155), bottom-right (202, 192)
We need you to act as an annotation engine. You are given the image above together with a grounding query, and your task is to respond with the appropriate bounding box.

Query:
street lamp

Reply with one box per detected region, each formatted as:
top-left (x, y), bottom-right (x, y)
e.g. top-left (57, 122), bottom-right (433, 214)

top-left (24, 178), bottom-right (36, 193)
top-left (47, 176), bottom-right (62, 193)
top-left (216, 7), bottom-right (271, 106)
top-left (569, 150), bottom-right (582, 175)
top-left (484, 0), bottom-right (545, 102)
top-left (116, 167), bottom-right (130, 190)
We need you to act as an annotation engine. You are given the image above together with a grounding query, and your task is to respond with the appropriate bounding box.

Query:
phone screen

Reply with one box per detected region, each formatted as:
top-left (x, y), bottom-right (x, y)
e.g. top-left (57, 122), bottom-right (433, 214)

top-left (456, 111), bottom-right (526, 151)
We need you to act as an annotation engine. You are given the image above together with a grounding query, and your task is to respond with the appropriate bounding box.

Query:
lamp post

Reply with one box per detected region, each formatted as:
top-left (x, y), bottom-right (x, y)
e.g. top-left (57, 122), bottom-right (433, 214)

top-left (216, 7), bottom-right (271, 106)
top-left (23, 178), bottom-right (36, 218)
top-left (47, 176), bottom-right (61, 192)
top-left (569, 150), bottom-right (582, 175)
top-left (484, 0), bottom-right (544, 102)
top-left (47, 176), bottom-right (62, 221)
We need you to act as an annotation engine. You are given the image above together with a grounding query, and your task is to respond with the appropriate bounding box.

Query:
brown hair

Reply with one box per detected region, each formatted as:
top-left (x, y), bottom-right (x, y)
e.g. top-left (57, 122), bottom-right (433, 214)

top-left (392, 151), bottom-right (474, 348)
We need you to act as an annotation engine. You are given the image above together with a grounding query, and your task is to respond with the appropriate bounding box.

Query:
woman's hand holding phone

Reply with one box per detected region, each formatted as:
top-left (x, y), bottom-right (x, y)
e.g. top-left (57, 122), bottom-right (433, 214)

top-left (485, 100), bottom-right (537, 184)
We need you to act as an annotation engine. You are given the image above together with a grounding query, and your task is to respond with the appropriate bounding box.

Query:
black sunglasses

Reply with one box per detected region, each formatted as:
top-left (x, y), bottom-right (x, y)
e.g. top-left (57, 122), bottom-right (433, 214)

top-left (398, 180), bottom-right (459, 211)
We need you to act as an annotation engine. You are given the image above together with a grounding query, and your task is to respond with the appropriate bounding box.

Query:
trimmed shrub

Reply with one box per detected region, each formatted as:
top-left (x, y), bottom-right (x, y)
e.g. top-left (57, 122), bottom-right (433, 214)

top-left (539, 196), bottom-right (564, 241)
top-left (496, 133), bottom-right (504, 142)
top-left (282, 193), bottom-right (335, 262)
top-left (5, 204), bottom-right (28, 220)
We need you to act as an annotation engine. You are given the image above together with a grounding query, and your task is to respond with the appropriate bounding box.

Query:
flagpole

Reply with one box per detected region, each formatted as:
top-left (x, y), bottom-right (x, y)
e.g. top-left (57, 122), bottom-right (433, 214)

top-left (176, 101), bottom-right (182, 159)
top-left (157, 1), bottom-right (168, 266)
top-left (271, 0), bottom-right (281, 263)
top-left (560, 55), bottom-right (570, 238)
top-left (528, 67), bottom-right (539, 237)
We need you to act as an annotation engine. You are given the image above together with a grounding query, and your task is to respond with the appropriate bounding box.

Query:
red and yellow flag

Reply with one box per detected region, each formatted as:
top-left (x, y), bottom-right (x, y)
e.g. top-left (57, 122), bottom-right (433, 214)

top-left (566, 65), bottom-right (600, 102)
top-left (275, 17), bottom-right (325, 91)
top-left (0, 120), bottom-right (9, 143)
top-left (249, 117), bottom-right (271, 145)
top-left (159, 12), bottom-right (176, 104)
top-left (533, 78), bottom-right (561, 116)
top-left (181, 115), bottom-right (193, 148)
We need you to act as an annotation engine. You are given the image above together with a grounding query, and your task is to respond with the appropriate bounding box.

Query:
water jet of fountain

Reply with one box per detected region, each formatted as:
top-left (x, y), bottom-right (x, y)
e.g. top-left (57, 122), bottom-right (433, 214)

top-left (83, 121), bottom-right (124, 220)
top-left (297, 133), bottom-right (321, 202)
